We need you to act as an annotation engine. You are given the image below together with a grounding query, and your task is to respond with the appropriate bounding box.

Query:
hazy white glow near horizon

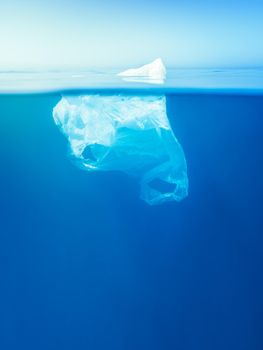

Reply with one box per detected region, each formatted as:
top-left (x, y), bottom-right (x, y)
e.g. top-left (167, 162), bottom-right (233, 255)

top-left (0, 0), bottom-right (263, 68)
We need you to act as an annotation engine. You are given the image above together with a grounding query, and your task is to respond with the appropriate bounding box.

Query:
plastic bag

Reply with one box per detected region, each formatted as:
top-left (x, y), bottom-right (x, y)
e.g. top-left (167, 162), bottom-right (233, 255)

top-left (53, 94), bottom-right (188, 205)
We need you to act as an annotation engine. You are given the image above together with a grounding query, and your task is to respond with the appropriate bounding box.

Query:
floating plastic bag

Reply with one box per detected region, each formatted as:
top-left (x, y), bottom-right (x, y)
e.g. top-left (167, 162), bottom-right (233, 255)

top-left (53, 94), bottom-right (188, 205)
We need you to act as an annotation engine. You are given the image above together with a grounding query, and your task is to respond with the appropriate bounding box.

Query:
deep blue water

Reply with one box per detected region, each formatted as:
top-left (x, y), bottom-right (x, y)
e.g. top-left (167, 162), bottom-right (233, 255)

top-left (0, 93), bottom-right (263, 349)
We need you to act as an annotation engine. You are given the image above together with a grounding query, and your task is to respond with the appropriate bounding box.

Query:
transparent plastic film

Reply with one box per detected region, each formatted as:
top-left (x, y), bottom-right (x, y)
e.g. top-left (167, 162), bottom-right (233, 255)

top-left (53, 94), bottom-right (188, 205)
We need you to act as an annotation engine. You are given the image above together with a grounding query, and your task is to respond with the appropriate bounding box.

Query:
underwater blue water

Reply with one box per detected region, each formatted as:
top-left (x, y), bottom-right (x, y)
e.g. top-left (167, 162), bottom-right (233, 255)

top-left (0, 74), bottom-right (263, 349)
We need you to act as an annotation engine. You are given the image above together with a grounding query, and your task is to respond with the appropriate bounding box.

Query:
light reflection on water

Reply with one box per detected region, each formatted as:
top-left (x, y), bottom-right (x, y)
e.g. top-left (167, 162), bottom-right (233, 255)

top-left (0, 67), bottom-right (263, 94)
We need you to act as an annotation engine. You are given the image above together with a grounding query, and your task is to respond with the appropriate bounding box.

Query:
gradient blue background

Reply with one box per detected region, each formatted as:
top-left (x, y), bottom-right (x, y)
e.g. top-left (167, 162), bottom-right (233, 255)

top-left (0, 0), bottom-right (263, 68)
top-left (1, 1), bottom-right (263, 349)
top-left (0, 93), bottom-right (263, 349)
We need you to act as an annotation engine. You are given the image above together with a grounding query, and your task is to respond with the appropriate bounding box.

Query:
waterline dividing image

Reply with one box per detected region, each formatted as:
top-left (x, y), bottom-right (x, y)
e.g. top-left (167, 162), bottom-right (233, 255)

top-left (0, 1), bottom-right (263, 350)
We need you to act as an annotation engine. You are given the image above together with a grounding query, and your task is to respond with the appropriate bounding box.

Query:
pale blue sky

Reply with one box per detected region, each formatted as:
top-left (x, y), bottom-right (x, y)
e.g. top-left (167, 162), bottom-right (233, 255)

top-left (0, 0), bottom-right (263, 68)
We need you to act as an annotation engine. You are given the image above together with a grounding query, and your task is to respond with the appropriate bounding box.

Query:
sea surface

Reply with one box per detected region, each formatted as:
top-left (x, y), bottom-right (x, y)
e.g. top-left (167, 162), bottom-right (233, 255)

top-left (0, 68), bottom-right (263, 349)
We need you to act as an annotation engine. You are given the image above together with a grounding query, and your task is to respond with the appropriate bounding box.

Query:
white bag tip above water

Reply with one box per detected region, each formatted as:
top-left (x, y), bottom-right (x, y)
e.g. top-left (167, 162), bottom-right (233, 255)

top-left (117, 58), bottom-right (166, 81)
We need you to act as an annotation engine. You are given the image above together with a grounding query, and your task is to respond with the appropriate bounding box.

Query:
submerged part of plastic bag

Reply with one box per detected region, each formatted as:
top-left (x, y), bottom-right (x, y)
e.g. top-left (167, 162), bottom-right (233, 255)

top-left (53, 94), bottom-right (188, 205)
